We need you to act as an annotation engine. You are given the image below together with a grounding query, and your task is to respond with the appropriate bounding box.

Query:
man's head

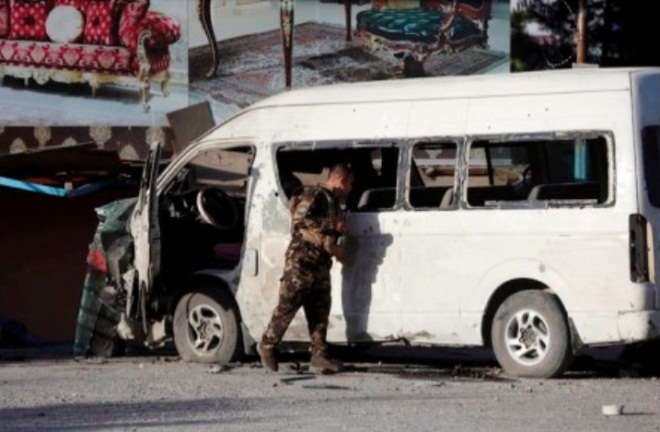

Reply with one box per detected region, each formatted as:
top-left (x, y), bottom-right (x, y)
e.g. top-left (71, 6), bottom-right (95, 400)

top-left (326, 163), bottom-right (354, 198)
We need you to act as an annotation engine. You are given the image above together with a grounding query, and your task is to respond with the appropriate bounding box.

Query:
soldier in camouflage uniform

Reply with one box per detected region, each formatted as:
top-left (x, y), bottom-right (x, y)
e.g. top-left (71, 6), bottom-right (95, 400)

top-left (258, 163), bottom-right (354, 373)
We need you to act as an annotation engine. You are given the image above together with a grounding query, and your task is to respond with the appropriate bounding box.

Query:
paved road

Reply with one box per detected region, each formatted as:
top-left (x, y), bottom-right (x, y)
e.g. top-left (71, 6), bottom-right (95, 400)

top-left (1, 345), bottom-right (659, 432)
top-left (0, 344), bottom-right (660, 432)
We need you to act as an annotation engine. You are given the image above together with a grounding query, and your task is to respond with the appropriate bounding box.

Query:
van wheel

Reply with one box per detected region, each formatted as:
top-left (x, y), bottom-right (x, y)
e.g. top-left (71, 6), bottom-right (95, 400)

top-left (491, 291), bottom-right (573, 378)
top-left (173, 287), bottom-right (241, 364)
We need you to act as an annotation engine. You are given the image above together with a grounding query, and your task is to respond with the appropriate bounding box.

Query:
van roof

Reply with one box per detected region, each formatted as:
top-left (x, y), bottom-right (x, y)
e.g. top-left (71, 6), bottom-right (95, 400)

top-left (194, 67), bottom-right (660, 144)
top-left (248, 67), bottom-right (659, 109)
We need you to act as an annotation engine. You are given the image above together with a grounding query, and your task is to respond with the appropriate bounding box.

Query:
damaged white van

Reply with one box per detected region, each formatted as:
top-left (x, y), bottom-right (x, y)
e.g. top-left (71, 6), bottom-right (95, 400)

top-left (75, 67), bottom-right (660, 378)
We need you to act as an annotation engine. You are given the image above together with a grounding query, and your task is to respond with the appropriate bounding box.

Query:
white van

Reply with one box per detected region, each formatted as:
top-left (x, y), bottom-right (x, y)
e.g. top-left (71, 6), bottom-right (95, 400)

top-left (75, 67), bottom-right (660, 378)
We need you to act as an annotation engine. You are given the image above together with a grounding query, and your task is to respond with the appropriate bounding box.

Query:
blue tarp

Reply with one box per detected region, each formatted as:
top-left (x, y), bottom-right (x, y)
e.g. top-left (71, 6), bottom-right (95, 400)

top-left (0, 176), bottom-right (116, 198)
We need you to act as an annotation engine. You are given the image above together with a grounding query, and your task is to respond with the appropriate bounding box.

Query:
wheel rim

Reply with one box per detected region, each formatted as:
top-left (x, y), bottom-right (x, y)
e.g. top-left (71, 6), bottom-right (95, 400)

top-left (186, 304), bottom-right (224, 355)
top-left (504, 309), bottom-right (550, 366)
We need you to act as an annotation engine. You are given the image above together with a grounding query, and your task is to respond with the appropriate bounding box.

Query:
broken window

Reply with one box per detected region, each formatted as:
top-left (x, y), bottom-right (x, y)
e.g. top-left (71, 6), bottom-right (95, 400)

top-left (171, 147), bottom-right (254, 194)
top-left (159, 146), bottom-right (255, 288)
top-left (466, 136), bottom-right (610, 208)
top-left (408, 141), bottom-right (457, 209)
top-left (275, 144), bottom-right (400, 212)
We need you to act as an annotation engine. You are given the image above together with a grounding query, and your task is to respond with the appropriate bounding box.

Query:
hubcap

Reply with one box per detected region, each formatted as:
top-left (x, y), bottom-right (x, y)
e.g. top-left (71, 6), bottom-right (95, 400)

top-left (504, 309), bottom-right (550, 366)
top-left (187, 304), bottom-right (223, 355)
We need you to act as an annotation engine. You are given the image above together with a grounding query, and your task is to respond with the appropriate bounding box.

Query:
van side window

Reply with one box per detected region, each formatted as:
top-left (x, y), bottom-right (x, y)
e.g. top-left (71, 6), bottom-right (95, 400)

top-left (466, 137), bottom-right (609, 208)
top-left (409, 142), bottom-right (457, 209)
top-left (275, 145), bottom-right (400, 212)
top-left (466, 142), bottom-right (532, 207)
top-left (642, 126), bottom-right (660, 207)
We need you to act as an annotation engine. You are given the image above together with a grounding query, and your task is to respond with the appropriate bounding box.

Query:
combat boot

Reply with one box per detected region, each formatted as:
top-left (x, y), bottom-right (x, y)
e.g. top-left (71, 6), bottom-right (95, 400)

top-left (257, 342), bottom-right (278, 372)
top-left (309, 355), bottom-right (343, 374)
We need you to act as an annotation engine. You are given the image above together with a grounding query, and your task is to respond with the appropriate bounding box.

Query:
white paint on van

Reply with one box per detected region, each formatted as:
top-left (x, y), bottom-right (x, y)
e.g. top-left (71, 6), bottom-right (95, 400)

top-left (159, 68), bottom-right (660, 351)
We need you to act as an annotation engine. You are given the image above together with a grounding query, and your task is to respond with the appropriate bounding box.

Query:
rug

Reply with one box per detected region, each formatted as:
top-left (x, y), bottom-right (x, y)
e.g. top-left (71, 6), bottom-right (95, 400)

top-left (189, 22), bottom-right (509, 109)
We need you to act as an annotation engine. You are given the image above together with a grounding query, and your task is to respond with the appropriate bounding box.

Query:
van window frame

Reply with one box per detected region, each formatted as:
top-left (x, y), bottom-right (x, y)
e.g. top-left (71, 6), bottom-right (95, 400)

top-left (273, 140), bottom-right (405, 212)
top-left (157, 140), bottom-right (257, 196)
top-left (461, 131), bottom-right (615, 210)
top-left (404, 137), bottom-right (463, 211)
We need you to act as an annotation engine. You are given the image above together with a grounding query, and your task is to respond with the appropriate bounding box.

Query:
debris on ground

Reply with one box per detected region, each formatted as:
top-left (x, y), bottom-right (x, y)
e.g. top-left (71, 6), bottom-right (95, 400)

top-left (280, 375), bottom-right (316, 385)
top-left (602, 405), bottom-right (624, 416)
top-left (208, 365), bottom-right (231, 374)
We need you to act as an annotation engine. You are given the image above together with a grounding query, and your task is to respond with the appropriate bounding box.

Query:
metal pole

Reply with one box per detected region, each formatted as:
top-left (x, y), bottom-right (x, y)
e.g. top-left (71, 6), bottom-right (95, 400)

top-left (280, 0), bottom-right (294, 89)
top-left (576, 0), bottom-right (586, 64)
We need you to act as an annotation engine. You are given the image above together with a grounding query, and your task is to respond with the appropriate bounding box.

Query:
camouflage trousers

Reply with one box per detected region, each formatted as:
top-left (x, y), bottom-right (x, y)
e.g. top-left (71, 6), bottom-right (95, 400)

top-left (261, 238), bottom-right (332, 358)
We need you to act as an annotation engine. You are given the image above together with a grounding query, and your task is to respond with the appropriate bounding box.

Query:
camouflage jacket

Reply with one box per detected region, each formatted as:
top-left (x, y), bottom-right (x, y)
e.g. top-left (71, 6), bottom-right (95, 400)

top-left (290, 186), bottom-right (340, 242)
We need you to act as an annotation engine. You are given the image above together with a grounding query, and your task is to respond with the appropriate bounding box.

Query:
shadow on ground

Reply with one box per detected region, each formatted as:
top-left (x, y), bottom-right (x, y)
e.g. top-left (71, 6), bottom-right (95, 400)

top-left (2, 339), bottom-right (660, 379)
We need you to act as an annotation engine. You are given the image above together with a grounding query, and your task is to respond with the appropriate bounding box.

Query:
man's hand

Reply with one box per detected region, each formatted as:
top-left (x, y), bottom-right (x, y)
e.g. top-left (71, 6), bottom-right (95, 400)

top-left (334, 215), bottom-right (349, 235)
top-left (324, 236), bottom-right (352, 266)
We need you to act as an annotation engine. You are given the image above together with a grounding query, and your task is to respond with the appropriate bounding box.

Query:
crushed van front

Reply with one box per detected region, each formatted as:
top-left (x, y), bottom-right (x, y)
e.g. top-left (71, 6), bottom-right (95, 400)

top-left (73, 198), bottom-right (136, 358)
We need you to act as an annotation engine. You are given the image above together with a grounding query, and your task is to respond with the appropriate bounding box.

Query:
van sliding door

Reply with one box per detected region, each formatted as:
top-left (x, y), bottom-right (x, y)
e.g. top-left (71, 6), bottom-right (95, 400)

top-left (273, 144), bottom-right (404, 343)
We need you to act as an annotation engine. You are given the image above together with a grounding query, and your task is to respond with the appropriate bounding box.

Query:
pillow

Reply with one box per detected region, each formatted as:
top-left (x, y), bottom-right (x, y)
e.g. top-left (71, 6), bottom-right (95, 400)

top-left (83, 0), bottom-right (115, 45)
top-left (8, 0), bottom-right (50, 41)
top-left (46, 5), bottom-right (84, 43)
top-left (117, 0), bottom-right (148, 48)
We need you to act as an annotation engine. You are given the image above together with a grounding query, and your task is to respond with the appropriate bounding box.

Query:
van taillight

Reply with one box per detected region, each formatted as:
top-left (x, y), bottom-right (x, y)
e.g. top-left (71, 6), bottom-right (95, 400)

top-left (630, 214), bottom-right (652, 283)
top-left (87, 247), bottom-right (108, 275)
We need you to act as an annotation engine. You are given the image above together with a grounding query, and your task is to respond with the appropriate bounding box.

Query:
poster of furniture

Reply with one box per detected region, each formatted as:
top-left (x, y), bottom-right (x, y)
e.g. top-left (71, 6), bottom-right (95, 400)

top-left (0, 0), bottom-right (188, 126)
top-left (188, 0), bottom-right (510, 123)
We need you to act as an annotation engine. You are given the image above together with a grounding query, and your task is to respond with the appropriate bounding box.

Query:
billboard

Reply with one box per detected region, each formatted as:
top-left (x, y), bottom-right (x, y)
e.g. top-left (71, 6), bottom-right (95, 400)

top-left (0, 0), bottom-right (510, 129)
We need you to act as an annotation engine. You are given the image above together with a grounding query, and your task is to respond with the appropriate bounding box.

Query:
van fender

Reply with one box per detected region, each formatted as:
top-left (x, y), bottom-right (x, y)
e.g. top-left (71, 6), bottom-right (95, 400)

top-left (467, 258), bottom-right (574, 344)
top-left (174, 269), bottom-right (241, 314)
top-left (189, 268), bottom-right (239, 290)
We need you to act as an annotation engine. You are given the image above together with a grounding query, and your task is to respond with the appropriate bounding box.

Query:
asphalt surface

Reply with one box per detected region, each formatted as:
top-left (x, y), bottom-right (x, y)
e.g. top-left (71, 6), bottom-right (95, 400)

top-left (1, 342), bottom-right (660, 432)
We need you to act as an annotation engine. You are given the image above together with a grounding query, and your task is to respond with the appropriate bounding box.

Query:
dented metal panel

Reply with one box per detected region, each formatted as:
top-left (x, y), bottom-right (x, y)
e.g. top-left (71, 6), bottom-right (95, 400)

top-left (130, 142), bottom-right (162, 333)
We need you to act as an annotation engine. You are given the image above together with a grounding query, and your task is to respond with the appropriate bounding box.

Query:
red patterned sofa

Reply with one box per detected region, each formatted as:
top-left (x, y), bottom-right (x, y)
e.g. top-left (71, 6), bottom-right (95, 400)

top-left (0, 0), bottom-right (181, 111)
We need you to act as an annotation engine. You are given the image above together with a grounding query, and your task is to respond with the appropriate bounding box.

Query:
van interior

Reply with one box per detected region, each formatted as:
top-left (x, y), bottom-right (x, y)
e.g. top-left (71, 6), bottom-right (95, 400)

top-left (149, 134), bottom-right (608, 291)
top-left (157, 146), bottom-right (254, 291)
top-left (274, 134), bottom-right (610, 213)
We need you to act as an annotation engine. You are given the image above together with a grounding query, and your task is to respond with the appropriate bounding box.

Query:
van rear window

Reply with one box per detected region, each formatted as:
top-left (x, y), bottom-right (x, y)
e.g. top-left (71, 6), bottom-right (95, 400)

top-left (467, 136), bottom-right (609, 208)
top-left (642, 126), bottom-right (660, 208)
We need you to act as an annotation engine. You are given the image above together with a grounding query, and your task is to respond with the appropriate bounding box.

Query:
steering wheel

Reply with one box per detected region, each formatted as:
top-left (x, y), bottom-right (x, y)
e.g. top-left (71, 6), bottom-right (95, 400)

top-left (196, 187), bottom-right (238, 230)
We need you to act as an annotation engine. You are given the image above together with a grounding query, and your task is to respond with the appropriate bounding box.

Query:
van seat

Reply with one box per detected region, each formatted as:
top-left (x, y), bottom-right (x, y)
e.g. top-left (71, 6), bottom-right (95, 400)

top-left (358, 186), bottom-right (456, 210)
top-left (467, 185), bottom-right (526, 207)
top-left (528, 182), bottom-right (600, 202)
top-left (409, 186), bottom-right (452, 208)
top-left (357, 187), bottom-right (396, 210)
top-left (440, 188), bottom-right (454, 208)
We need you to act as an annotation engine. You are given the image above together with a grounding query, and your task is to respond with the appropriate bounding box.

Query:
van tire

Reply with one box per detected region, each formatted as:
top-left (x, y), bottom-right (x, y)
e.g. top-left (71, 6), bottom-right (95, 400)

top-left (491, 291), bottom-right (573, 378)
top-left (173, 287), bottom-right (241, 364)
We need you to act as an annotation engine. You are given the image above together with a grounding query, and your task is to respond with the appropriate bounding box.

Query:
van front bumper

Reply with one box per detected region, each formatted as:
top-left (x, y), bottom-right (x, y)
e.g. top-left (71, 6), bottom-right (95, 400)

top-left (617, 310), bottom-right (660, 342)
